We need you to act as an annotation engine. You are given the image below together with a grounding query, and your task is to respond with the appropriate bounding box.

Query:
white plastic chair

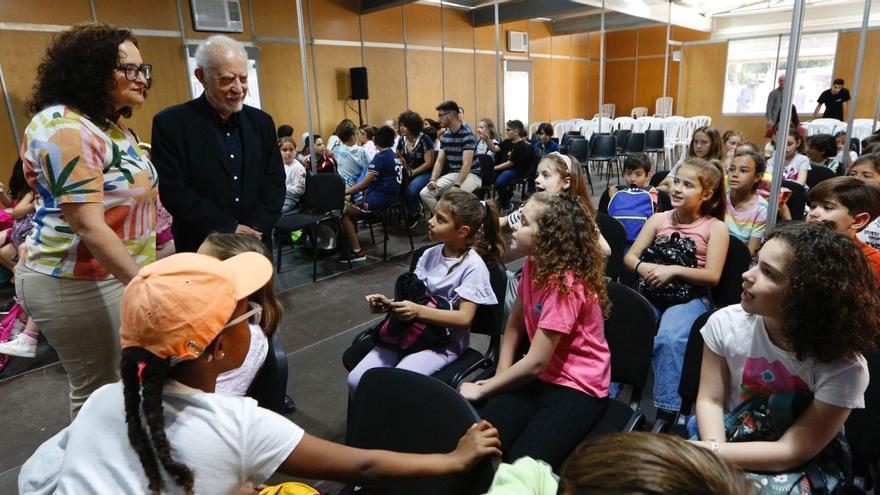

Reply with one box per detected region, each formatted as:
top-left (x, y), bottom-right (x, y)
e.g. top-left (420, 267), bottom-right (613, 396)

top-left (577, 119), bottom-right (597, 141)
top-left (807, 118), bottom-right (843, 136)
top-left (612, 116), bottom-right (635, 131)
top-left (663, 116), bottom-right (688, 169)
top-left (528, 122), bottom-right (541, 138)
top-left (853, 119), bottom-right (879, 140)
top-left (632, 116), bottom-right (653, 133)
top-left (655, 97), bottom-right (673, 117)
top-left (593, 116), bottom-right (614, 134)
top-left (631, 107), bottom-right (648, 119)
top-left (601, 103), bottom-right (616, 119)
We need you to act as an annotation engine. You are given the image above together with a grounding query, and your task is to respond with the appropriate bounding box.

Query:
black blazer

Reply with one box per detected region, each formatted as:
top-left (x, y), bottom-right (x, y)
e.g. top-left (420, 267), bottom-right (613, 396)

top-left (152, 95), bottom-right (285, 252)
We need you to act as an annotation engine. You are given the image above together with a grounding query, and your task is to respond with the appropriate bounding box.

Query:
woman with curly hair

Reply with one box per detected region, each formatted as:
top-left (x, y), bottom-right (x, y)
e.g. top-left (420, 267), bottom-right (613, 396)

top-left (694, 222), bottom-right (879, 472)
top-left (395, 110), bottom-right (434, 226)
top-left (460, 192), bottom-right (610, 470)
top-left (15, 22), bottom-right (157, 417)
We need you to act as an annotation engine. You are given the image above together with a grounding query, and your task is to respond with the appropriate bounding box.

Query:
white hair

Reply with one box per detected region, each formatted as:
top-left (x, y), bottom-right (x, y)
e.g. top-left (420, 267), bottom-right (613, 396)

top-left (194, 35), bottom-right (247, 74)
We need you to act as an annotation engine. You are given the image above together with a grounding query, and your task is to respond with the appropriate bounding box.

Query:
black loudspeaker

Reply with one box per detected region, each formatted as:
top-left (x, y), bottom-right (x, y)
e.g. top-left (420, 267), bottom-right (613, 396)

top-left (350, 67), bottom-right (369, 100)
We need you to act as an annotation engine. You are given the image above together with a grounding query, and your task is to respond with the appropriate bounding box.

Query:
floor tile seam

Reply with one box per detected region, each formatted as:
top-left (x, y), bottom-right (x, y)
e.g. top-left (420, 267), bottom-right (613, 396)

top-left (286, 315), bottom-right (384, 357)
top-left (275, 255), bottom-right (413, 297)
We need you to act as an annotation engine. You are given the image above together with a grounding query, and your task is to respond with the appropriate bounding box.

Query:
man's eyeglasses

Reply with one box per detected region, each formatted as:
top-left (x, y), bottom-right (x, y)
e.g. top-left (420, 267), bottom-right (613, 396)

top-left (438, 111), bottom-right (450, 118)
top-left (116, 64), bottom-right (153, 87)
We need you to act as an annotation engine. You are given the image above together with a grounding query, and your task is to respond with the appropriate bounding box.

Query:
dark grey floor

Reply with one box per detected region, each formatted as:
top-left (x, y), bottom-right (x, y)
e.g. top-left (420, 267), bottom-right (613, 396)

top-left (0, 177), bottom-right (651, 493)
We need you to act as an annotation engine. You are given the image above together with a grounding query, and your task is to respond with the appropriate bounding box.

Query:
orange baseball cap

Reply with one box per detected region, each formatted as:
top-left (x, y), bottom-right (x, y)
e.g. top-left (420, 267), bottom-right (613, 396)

top-left (120, 252), bottom-right (272, 364)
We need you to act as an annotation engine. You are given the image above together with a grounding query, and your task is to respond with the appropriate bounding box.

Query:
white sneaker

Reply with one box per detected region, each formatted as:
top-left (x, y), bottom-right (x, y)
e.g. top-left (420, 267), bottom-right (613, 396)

top-left (0, 333), bottom-right (37, 358)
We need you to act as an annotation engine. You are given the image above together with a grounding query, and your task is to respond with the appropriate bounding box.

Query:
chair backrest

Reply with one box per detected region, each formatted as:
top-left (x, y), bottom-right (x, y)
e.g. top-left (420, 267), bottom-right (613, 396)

top-left (622, 132), bottom-right (646, 154)
top-left (470, 262), bottom-right (509, 339)
top-left (845, 347), bottom-right (880, 464)
top-left (595, 213), bottom-right (626, 281)
top-left (649, 169), bottom-right (670, 188)
top-left (594, 116), bottom-right (614, 133)
top-left (590, 134), bottom-right (617, 160)
top-left (644, 129), bottom-right (665, 151)
top-left (655, 96), bottom-right (673, 117)
top-left (601, 103), bottom-right (616, 119)
top-left (677, 309), bottom-right (717, 416)
top-left (613, 116), bottom-right (635, 131)
top-left (477, 154), bottom-right (496, 188)
top-left (303, 172), bottom-right (345, 213)
top-left (347, 368), bottom-right (495, 495)
top-left (711, 235), bottom-right (751, 308)
top-left (631, 107), bottom-right (649, 119)
top-left (605, 281), bottom-right (656, 391)
top-left (568, 137), bottom-right (589, 163)
top-left (246, 332), bottom-right (289, 414)
top-left (632, 116), bottom-right (653, 133)
top-left (806, 164), bottom-right (836, 190)
top-left (782, 180), bottom-right (806, 220)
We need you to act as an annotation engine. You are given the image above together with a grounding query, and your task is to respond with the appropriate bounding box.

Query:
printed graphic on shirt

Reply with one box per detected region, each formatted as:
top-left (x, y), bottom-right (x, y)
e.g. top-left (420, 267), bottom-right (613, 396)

top-left (740, 356), bottom-right (809, 401)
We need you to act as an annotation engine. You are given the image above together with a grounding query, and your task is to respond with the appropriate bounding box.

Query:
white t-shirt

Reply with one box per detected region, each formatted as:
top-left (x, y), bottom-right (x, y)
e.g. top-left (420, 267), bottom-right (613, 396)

top-left (858, 217), bottom-right (880, 250)
top-left (19, 381), bottom-right (303, 495)
top-left (701, 305), bottom-right (868, 412)
top-left (216, 323), bottom-right (270, 397)
top-left (782, 153), bottom-right (811, 182)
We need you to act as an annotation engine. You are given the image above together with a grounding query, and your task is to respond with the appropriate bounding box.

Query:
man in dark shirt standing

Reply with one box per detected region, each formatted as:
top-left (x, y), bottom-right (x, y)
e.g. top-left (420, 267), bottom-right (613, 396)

top-left (152, 35), bottom-right (284, 253)
top-left (813, 78), bottom-right (851, 121)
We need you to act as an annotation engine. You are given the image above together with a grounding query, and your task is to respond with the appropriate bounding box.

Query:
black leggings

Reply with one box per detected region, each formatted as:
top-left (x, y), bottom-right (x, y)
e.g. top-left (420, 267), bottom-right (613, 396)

top-left (479, 380), bottom-right (607, 470)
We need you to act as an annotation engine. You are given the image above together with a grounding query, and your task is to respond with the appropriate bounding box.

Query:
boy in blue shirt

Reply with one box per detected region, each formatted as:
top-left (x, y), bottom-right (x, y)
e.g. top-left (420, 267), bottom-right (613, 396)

top-left (342, 125), bottom-right (403, 261)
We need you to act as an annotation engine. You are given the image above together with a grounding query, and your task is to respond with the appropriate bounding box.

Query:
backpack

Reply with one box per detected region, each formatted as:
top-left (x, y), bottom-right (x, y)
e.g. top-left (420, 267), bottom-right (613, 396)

top-left (637, 232), bottom-right (701, 308)
top-left (607, 187), bottom-right (654, 244)
top-left (371, 272), bottom-right (453, 356)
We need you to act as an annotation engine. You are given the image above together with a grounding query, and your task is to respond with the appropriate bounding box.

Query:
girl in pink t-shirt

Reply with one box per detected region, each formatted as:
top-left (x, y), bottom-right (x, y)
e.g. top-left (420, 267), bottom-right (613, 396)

top-left (459, 192), bottom-right (610, 470)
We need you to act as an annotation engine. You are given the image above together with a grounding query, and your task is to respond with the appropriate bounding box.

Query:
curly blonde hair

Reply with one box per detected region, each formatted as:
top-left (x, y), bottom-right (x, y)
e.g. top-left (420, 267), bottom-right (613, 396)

top-left (528, 192), bottom-right (609, 317)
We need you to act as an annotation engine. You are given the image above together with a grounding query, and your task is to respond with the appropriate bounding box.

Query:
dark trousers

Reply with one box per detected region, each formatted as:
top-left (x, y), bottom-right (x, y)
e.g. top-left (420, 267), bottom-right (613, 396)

top-left (480, 380), bottom-right (607, 470)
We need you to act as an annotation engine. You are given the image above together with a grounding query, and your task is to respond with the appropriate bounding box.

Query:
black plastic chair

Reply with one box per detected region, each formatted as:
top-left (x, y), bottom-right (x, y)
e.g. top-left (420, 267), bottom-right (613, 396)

top-left (711, 235), bottom-right (752, 308)
top-left (274, 173), bottom-right (350, 281)
top-left (806, 164), bottom-right (836, 190)
top-left (613, 129), bottom-right (632, 153)
top-left (583, 281), bottom-right (657, 439)
top-left (567, 138), bottom-right (593, 194)
top-left (649, 170), bottom-right (670, 189)
top-left (846, 348), bottom-right (880, 487)
top-left (361, 205), bottom-right (415, 261)
top-left (473, 154), bottom-right (497, 200)
top-left (344, 368), bottom-right (496, 495)
top-left (782, 180), bottom-right (807, 221)
top-left (595, 213), bottom-right (626, 281)
top-left (246, 332), bottom-right (293, 414)
top-left (561, 131), bottom-right (582, 147)
top-left (516, 147), bottom-right (542, 199)
top-left (644, 129), bottom-right (666, 170)
top-left (653, 309), bottom-right (716, 436)
top-left (342, 244), bottom-right (508, 389)
top-left (589, 135), bottom-right (618, 187)
top-left (614, 133), bottom-right (646, 185)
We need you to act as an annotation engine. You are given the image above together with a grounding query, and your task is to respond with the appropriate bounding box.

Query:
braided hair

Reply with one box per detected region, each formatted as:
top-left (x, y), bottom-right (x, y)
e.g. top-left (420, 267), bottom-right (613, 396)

top-left (121, 347), bottom-right (194, 494)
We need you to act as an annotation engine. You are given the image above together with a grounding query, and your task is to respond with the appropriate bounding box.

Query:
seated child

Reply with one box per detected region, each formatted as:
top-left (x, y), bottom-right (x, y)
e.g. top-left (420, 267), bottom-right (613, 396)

top-left (851, 153), bottom-right (880, 249)
top-left (19, 252), bottom-right (501, 494)
top-left (300, 134), bottom-right (337, 174)
top-left (461, 193), bottom-right (610, 470)
top-left (348, 190), bottom-right (503, 393)
top-left (806, 133), bottom-right (842, 175)
top-left (806, 176), bottom-right (880, 286)
top-left (341, 125), bottom-right (404, 262)
top-left (768, 129), bottom-right (810, 187)
top-left (835, 131), bottom-right (859, 165)
top-left (725, 150), bottom-right (768, 255)
top-left (279, 136), bottom-right (306, 213)
top-left (694, 222), bottom-right (878, 474)
top-left (602, 153), bottom-right (665, 211)
top-left (198, 232), bottom-right (282, 397)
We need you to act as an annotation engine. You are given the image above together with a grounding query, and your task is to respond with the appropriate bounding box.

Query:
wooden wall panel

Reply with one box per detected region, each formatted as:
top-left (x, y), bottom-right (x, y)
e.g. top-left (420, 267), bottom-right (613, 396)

top-left (571, 59), bottom-right (589, 118)
top-left (474, 54), bottom-right (499, 125)
top-left (313, 45), bottom-right (363, 137)
top-left (443, 52), bottom-right (475, 122)
top-left (834, 29), bottom-right (880, 118)
top-left (719, 115), bottom-right (768, 146)
top-left (95, 0), bottom-right (179, 31)
top-left (635, 57), bottom-right (664, 110)
top-left (604, 60), bottom-right (635, 115)
top-left (606, 30), bottom-right (636, 59)
top-left (122, 36), bottom-right (191, 144)
top-left (308, 0), bottom-right (359, 41)
top-left (257, 42), bottom-right (317, 138)
top-left (442, 8), bottom-right (473, 50)
top-left (672, 26), bottom-right (711, 43)
top-left (550, 58), bottom-right (572, 119)
top-left (531, 57), bottom-right (551, 124)
top-left (638, 26), bottom-right (666, 57)
top-left (528, 20), bottom-right (552, 55)
top-left (678, 42), bottom-right (727, 124)
top-left (406, 50), bottom-right (443, 121)
top-left (179, 0), bottom-right (252, 42)
top-left (363, 47), bottom-right (406, 125)
top-left (552, 34), bottom-right (572, 57)
top-left (474, 25), bottom-right (496, 52)
top-left (587, 60), bottom-right (600, 117)
top-left (588, 32), bottom-right (601, 58)
top-left (404, 4), bottom-right (441, 46)
top-left (571, 33), bottom-right (591, 58)
top-left (0, 31), bottom-right (56, 136)
top-left (668, 61), bottom-right (680, 107)
top-left (0, 81), bottom-right (18, 183)
top-left (252, 0), bottom-right (307, 38)
top-left (361, 6), bottom-right (403, 43)
top-left (0, 0), bottom-right (91, 24)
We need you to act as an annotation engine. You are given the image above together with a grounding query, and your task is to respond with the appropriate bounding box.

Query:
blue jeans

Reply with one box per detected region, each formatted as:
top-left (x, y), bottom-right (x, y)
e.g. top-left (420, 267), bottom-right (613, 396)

top-left (495, 169), bottom-right (525, 209)
top-left (405, 173), bottom-right (431, 214)
top-left (652, 297), bottom-right (711, 412)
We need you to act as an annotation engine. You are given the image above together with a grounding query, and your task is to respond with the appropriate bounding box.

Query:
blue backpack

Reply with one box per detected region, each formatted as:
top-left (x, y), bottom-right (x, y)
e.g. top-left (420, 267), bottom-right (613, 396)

top-left (607, 187), bottom-right (654, 245)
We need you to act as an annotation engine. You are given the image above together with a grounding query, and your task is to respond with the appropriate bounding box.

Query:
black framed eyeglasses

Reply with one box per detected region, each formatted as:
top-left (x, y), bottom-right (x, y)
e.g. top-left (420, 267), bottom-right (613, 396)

top-left (116, 63), bottom-right (152, 87)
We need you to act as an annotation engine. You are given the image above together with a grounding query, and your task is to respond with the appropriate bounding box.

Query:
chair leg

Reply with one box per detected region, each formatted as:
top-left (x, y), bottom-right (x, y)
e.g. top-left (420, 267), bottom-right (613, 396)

top-left (367, 218), bottom-right (375, 245)
top-left (275, 230), bottom-right (284, 274)
top-left (306, 228), bottom-right (317, 282)
top-left (381, 213), bottom-right (389, 261)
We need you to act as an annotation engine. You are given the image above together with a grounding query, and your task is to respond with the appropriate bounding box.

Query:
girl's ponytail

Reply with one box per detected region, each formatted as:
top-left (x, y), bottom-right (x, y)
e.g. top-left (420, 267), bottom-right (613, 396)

top-left (474, 200), bottom-right (504, 267)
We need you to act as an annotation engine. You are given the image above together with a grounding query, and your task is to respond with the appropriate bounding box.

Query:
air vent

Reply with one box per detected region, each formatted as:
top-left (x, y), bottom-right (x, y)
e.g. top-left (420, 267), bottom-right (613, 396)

top-left (191, 0), bottom-right (244, 33)
top-left (507, 31), bottom-right (529, 53)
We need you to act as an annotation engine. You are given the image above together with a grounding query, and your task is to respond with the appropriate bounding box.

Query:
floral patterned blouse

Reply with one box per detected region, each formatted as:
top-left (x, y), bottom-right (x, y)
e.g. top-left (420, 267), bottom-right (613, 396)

top-left (21, 105), bottom-right (157, 280)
